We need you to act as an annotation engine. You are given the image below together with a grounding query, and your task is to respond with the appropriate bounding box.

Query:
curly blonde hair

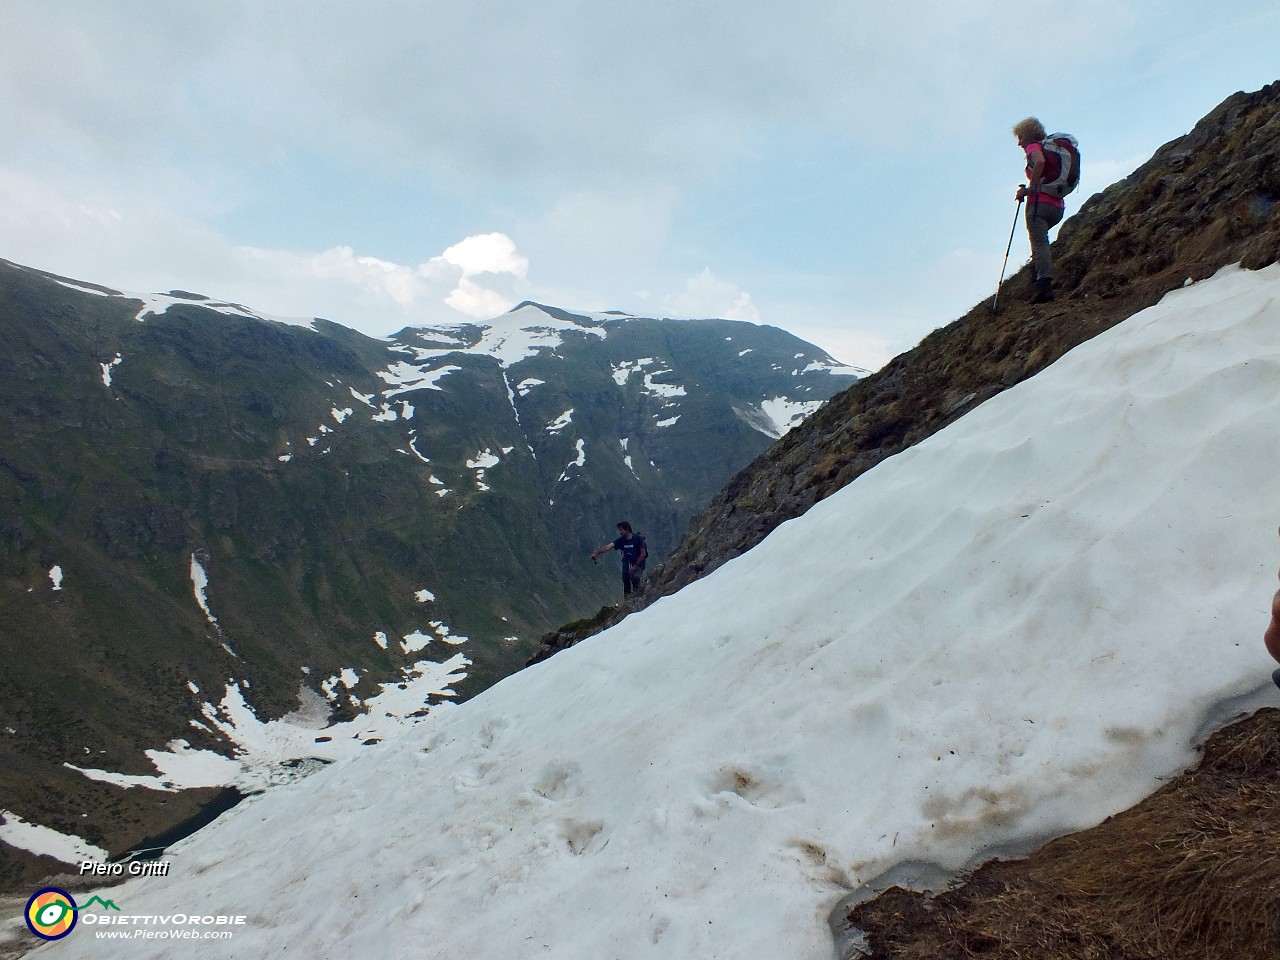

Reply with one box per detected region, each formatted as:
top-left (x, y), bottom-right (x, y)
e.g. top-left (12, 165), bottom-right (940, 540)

top-left (1013, 117), bottom-right (1046, 145)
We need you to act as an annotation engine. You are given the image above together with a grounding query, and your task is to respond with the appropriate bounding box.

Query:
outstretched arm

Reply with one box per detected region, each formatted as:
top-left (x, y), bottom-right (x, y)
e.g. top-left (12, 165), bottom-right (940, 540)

top-left (590, 543), bottom-right (615, 560)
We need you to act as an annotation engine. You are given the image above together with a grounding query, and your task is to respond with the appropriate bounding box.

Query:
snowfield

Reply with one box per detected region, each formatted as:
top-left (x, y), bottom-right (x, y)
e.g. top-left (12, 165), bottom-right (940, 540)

top-left (37, 264), bottom-right (1280, 959)
top-left (399, 303), bottom-right (609, 369)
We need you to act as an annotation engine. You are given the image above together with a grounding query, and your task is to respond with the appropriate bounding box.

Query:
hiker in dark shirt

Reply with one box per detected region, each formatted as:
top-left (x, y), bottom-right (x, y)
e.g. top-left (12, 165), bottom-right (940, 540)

top-left (590, 521), bottom-right (648, 597)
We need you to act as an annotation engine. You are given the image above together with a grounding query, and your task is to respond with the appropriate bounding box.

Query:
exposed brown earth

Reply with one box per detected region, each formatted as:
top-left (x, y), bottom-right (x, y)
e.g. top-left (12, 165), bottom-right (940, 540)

top-left (839, 706), bottom-right (1280, 960)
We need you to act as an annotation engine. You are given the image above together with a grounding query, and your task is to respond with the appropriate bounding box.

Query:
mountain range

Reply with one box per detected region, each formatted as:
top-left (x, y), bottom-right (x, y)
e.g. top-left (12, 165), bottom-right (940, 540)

top-left (0, 266), bottom-right (860, 891)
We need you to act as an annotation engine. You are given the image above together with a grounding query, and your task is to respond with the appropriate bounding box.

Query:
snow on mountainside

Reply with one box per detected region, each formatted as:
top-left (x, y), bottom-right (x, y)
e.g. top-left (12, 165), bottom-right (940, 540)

top-left (35, 282), bottom-right (865, 439)
top-left (393, 303), bottom-right (609, 368)
top-left (36, 263), bottom-right (1280, 959)
top-left (46, 275), bottom-right (315, 328)
top-left (0, 258), bottom-right (865, 896)
top-left (396, 301), bottom-right (864, 378)
top-left (386, 301), bottom-right (867, 441)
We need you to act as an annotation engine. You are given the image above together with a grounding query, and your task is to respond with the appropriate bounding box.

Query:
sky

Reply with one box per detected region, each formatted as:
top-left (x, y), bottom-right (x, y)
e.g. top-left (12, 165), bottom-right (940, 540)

top-left (20, 262), bottom-right (1280, 957)
top-left (2, 2), bottom-right (1278, 370)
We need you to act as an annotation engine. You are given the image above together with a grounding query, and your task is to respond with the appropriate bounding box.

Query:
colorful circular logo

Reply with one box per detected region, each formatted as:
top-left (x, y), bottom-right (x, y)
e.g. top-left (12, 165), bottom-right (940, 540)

top-left (25, 887), bottom-right (78, 940)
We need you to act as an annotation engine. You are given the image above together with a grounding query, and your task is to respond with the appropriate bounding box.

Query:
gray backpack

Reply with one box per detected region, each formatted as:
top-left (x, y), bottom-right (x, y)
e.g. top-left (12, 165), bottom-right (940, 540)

top-left (1039, 133), bottom-right (1081, 198)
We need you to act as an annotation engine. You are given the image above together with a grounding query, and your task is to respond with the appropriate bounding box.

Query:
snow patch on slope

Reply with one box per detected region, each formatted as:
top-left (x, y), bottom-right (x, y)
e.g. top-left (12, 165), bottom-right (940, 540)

top-left (748, 396), bottom-right (826, 438)
top-left (100, 353), bottom-right (122, 387)
top-left (467, 449), bottom-right (501, 490)
top-left (189, 554), bottom-right (218, 627)
top-left (546, 410), bottom-right (573, 433)
top-left (378, 361), bottom-right (461, 397)
top-left (126, 290), bottom-right (310, 327)
top-left (67, 655), bottom-right (471, 794)
top-left (557, 439), bottom-right (587, 482)
top-left (0, 808), bottom-right (109, 864)
top-left (399, 303), bottom-right (608, 369)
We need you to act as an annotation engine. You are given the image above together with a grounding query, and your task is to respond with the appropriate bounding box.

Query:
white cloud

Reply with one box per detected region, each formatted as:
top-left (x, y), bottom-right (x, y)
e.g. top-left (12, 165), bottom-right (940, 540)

top-left (241, 235), bottom-right (530, 324)
top-left (432, 233), bottom-right (529, 318)
top-left (444, 277), bottom-right (518, 318)
top-left (438, 233), bottom-right (528, 281)
top-left (664, 268), bottom-right (760, 322)
top-left (303, 247), bottom-right (428, 308)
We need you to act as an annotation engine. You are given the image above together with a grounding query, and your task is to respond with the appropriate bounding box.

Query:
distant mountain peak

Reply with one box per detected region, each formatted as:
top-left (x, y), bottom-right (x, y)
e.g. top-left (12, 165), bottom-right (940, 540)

top-left (507, 301), bottom-right (616, 326)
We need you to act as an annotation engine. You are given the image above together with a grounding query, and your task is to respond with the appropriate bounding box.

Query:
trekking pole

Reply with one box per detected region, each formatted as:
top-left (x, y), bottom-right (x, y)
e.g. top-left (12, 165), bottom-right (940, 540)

top-left (992, 193), bottom-right (1024, 314)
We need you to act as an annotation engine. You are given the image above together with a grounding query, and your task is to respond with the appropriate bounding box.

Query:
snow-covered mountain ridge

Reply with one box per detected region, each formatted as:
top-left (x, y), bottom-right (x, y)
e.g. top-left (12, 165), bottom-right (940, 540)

top-left (396, 300), bottom-right (863, 376)
top-left (386, 301), bottom-right (864, 440)
top-left (37, 262), bottom-right (1280, 959)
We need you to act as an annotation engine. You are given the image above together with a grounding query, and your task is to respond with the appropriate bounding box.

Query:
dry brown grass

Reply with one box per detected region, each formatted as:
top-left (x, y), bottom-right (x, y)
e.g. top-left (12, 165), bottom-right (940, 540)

top-left (845, 708), bottom-right (1280, 960)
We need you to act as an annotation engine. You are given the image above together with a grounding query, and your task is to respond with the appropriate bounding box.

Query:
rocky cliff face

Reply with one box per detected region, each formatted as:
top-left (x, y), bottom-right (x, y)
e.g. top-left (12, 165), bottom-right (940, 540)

top-left (530, 80), bottom-right (1280, 661)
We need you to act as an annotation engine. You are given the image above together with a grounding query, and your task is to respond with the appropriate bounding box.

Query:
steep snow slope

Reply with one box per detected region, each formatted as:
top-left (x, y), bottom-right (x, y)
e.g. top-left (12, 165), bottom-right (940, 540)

top-left (37, 264), bottom-right (1280, 958)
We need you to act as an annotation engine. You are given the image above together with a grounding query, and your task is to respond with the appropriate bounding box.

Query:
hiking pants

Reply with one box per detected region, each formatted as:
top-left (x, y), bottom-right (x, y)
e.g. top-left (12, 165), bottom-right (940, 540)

top-left (1025, 198), bottom-right (1063, 280)
top-left (623, 567), bottom-right (643, 596)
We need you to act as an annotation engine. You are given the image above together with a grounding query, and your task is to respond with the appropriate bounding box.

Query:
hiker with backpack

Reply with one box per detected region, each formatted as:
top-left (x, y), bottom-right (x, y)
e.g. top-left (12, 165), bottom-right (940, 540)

top-left (590, 521), bottom-right (647, 598)
top-left (1013, 118), bottom-right (1079, 304)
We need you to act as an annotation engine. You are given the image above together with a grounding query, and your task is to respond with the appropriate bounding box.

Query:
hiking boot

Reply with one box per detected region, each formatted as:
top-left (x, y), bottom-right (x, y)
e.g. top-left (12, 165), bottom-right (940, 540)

top-left (1273, 667), bottom-right (1280, 691)
top-left (1029, 277), bottom-right (1054, 304)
